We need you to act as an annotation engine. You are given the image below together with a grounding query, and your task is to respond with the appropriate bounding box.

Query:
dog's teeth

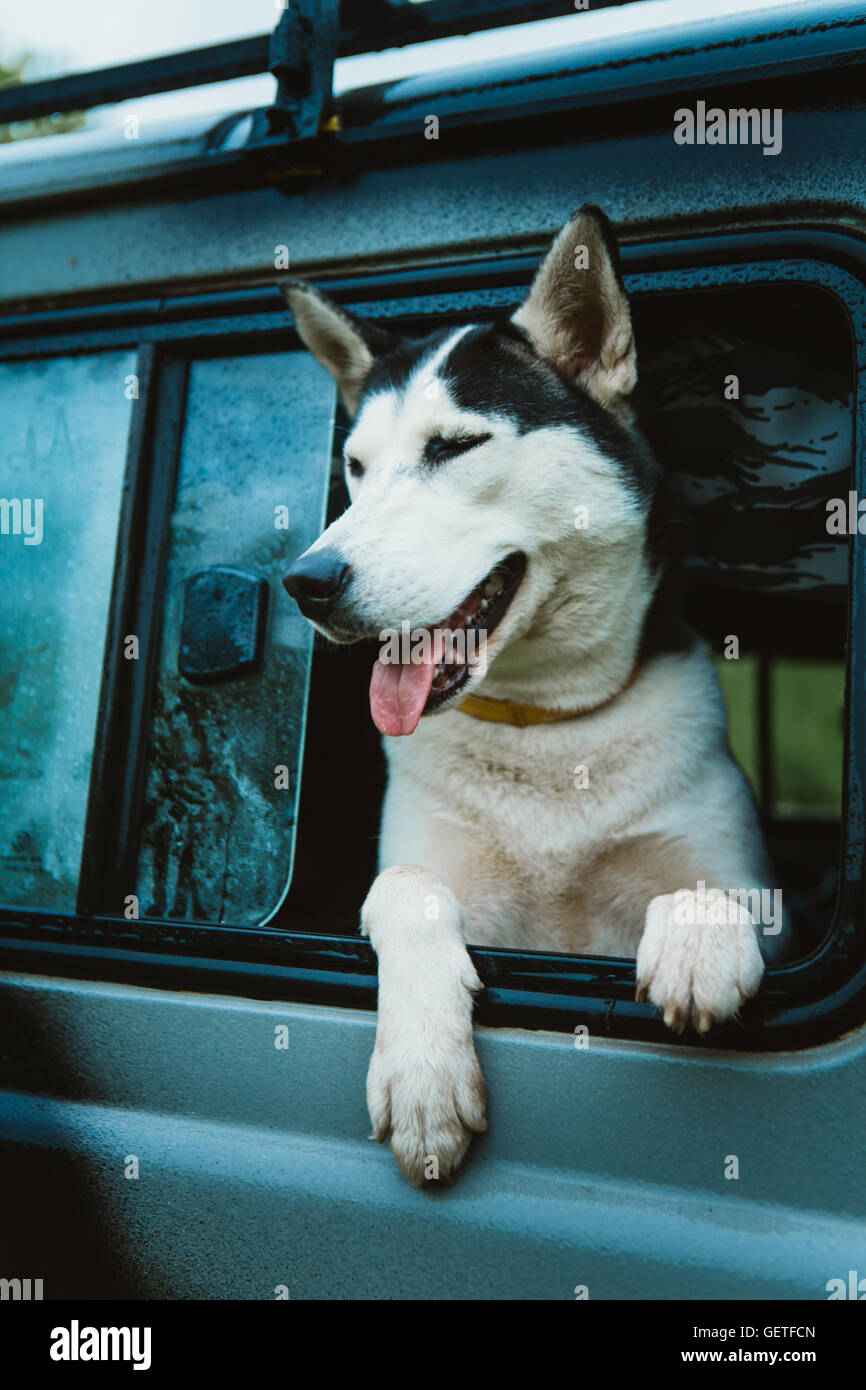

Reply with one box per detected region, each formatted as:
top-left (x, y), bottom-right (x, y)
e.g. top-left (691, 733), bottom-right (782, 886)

top-left (480, 599), bottom-right (489, 612)
top-left (483, 573), bottom-right (505, 598)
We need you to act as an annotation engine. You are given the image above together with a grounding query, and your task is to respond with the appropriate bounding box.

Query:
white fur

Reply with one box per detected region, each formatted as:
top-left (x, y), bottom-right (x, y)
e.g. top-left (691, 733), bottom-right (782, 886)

top-left (362, 867), bottom-right (486, 1187)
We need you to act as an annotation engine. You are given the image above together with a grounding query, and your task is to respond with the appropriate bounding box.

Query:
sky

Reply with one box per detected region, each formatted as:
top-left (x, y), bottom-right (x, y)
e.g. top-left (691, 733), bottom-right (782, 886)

top-left (0, 0), bottom-right (816, 131)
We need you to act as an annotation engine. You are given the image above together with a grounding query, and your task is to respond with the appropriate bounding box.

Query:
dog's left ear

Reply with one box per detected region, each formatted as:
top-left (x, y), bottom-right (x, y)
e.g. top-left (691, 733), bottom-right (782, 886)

top-left (512, 205), bottom-right (636, 410)
top-left (281, 279), bottom-right (396, 416)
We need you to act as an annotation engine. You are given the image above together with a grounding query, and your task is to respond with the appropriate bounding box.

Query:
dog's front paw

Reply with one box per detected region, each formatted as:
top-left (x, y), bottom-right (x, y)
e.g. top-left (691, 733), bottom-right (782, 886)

top-left (636, 891), bottom-right (764, 1034)
top-left (366, 1030), bottom-right (487, 1188)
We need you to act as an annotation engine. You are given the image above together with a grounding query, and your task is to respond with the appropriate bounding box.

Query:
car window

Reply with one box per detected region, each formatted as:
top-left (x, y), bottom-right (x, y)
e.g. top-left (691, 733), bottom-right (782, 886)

top-left (0, 350), bottom-right (136, 911)
top-left (135, 350), bottom-right (335, 925)
top-left (0, 244), bottom-right (860, 1044)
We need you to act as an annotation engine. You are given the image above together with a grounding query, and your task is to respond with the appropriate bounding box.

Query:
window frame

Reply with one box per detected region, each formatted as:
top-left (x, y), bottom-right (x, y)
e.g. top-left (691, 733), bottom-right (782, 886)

top-left (0, 224), bottom-right (863, 1052)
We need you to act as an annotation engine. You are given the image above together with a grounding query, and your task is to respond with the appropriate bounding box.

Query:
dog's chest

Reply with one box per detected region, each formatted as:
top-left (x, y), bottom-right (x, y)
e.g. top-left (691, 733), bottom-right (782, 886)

top-left (379, 708), bottom-right (656, 954)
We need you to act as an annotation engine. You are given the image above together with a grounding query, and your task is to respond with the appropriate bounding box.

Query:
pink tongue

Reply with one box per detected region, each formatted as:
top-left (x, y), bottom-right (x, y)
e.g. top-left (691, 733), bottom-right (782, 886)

top-left (369, 630), bottom-right (447, 737)
top-left (370, 653), bottom-right (436, 737)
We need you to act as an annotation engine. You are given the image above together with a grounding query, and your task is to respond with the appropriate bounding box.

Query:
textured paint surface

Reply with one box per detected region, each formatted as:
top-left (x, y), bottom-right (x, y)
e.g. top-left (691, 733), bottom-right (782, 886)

top-left (0, 974), bottom-right (865, 1299)
top-left (1, 105), bottom-right (866, 307)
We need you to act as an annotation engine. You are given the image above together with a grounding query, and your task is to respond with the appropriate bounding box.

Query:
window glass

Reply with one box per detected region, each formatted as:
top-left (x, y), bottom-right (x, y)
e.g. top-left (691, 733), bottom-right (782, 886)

top-left (135, 350), bottom-right (335, 926)
top-left (0, 351), bottom-right (136, 910)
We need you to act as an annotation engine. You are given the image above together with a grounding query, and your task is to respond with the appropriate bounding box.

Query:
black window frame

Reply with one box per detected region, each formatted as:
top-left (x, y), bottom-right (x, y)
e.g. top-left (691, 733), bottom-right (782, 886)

top-left (0, 224), bottom-right (863, 1052)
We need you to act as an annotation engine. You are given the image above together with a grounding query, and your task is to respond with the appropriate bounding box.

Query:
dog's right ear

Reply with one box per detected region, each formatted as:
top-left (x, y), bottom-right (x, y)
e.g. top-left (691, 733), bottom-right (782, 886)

top-left (282, 280), bottom-right (395, 416)
top-left (512, 205), bottom-right (636, 412)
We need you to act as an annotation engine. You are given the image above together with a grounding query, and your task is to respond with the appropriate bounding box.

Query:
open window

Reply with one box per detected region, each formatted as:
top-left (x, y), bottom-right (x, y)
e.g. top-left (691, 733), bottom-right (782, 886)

top-left (286, 268), bottom-right (853, 971)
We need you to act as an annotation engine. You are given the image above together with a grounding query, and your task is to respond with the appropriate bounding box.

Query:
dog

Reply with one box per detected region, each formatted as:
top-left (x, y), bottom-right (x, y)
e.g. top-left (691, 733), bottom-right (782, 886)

top-left (281, 206), bottom-right (781, 1187)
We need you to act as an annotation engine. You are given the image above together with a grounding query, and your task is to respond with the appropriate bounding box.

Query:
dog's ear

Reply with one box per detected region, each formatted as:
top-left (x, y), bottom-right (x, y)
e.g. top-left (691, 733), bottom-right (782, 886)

top-left (282, 280), bottom-right (395, 416)
top-left (512, 205), bottom-right (636, 409)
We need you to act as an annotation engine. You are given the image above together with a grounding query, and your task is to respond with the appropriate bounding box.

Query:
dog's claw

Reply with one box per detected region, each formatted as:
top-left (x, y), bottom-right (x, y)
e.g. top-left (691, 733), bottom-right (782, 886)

top-left (663, 1004), bottom-right (686, 1033)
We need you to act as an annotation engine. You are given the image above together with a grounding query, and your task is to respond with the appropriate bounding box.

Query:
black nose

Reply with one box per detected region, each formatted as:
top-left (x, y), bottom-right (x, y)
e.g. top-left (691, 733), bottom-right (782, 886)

top-left (282, 549), bottom-right (353, 619)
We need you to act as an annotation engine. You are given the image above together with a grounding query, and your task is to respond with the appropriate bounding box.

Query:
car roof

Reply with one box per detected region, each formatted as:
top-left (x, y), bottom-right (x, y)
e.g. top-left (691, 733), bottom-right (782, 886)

top-left (0, 1), bottom-right (859, 212)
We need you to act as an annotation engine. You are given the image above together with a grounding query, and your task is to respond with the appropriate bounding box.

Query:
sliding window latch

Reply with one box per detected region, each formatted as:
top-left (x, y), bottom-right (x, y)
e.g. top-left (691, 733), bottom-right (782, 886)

top-left (179, 567), bottom-right (269, 684)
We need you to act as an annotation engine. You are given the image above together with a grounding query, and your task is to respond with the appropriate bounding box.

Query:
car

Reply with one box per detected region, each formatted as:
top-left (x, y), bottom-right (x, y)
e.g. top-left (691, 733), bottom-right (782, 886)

top-left (0, 0), bottom-right (864, 1305)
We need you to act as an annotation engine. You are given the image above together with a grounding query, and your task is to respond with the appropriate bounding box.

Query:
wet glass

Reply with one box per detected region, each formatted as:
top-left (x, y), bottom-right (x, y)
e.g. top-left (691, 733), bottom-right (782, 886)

top-left (0, 350), bottom-right (136, 910)
top-left (135, 349), bottom-right (335, 925)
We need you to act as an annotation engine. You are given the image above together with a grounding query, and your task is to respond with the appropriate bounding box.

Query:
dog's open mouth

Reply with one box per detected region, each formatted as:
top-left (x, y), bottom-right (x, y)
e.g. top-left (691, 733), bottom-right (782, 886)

top-left (369, 552), bottom-right (526, 737)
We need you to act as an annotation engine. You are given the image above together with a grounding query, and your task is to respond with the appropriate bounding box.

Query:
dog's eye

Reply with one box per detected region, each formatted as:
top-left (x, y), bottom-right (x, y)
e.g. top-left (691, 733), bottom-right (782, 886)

top-left (346, 456), bottom-right (364, 478)
top-left (423, 433), bottom-right (492, 467)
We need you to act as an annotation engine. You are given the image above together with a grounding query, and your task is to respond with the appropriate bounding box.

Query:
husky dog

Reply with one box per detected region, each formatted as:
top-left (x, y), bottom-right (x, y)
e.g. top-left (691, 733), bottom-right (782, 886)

top-left (282, 206), bottom-right (779, 1188)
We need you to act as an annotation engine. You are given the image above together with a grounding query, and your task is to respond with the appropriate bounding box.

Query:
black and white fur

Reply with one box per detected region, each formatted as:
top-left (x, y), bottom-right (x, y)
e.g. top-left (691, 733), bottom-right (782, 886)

top-left (281, 206), bottom-right (776, 1188)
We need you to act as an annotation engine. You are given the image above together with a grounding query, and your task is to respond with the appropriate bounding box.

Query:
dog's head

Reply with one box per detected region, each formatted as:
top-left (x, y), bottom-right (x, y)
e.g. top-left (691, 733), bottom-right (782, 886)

top-left (282, 206), bottom-right (664, 736)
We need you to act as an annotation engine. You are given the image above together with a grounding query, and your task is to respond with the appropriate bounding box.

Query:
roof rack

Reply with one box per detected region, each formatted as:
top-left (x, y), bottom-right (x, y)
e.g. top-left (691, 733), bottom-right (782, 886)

top-left (0, 0), bottom-right (634, 139)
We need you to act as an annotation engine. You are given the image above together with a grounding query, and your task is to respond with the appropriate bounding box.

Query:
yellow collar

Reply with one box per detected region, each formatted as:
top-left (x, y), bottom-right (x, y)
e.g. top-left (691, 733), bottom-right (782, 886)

top-left (457, 665), bottom-right (638, 728)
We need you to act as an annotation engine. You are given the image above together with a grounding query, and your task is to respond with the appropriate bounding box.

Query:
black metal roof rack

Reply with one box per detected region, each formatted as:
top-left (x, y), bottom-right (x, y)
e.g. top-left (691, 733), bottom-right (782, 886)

top-left (0, 0), bottom-right (635, 138)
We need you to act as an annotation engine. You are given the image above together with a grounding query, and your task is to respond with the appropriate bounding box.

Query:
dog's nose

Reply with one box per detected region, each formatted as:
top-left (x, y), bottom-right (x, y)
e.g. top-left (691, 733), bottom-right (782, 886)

top-left (282, 549), bottom-right (353, 619)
